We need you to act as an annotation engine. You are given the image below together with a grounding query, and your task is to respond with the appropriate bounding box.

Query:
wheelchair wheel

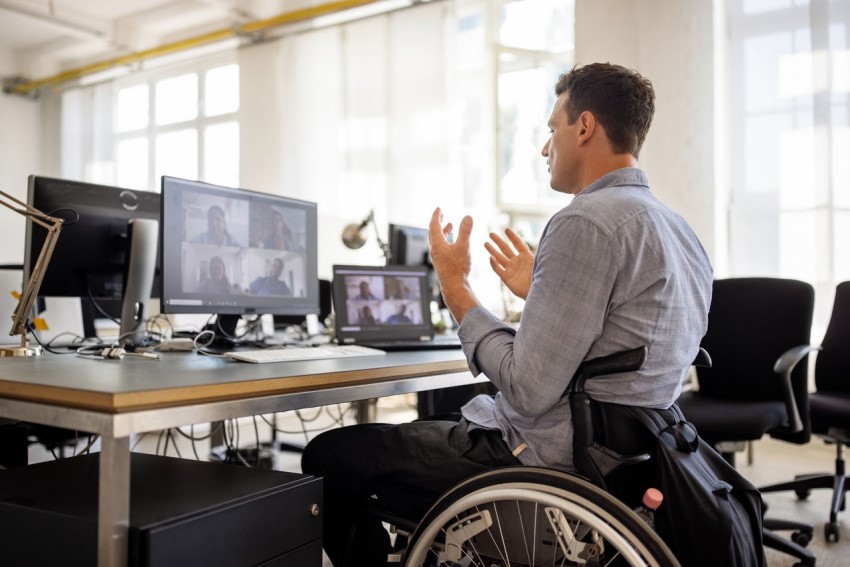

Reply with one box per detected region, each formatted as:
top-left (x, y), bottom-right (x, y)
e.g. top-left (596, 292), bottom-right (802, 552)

top-left (403, 466), bottom-right (679, 567)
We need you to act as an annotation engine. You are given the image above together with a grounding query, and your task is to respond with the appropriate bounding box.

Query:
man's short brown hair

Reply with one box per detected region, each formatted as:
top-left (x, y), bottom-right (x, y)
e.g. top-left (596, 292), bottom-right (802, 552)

top-left (555, 63), bottom-right (655, 158)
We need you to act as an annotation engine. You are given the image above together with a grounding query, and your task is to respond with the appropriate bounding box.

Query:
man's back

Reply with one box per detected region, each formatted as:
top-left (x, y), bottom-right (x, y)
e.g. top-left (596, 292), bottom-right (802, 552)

top-left (460, 168), bottom-right (712, 471)
top-left (561, 173), bottom-right (713, 405)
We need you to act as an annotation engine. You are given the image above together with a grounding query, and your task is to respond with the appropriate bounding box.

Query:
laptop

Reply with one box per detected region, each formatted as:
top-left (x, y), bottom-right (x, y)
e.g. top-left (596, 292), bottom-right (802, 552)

top-left (331, 264), bottom-right (461, 351)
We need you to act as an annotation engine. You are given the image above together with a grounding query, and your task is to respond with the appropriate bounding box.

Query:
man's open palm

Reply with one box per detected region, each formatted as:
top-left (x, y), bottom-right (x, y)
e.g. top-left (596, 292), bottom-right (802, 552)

top-left (485, 228), bottom-right (534, 300)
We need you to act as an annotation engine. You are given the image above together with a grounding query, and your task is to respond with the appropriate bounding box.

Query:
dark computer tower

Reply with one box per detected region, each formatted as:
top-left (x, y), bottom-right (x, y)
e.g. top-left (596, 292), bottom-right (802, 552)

top-left (0, 452), bottom-right (322, 567)
top-left (0, 419), bottom-right (27, 468)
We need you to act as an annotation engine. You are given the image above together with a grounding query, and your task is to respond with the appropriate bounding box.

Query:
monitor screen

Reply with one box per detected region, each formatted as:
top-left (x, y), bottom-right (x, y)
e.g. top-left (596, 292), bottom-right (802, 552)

top-left (387, 223), bottom-right (445, 306)
top-left (388, 223), bottom-right (431, 266)
top-left (160, 176), bottom-right (319, 323)
top-left (24, 176), bottom-right (162, 337)
top-left (331, 265), bottom-right (435, 344)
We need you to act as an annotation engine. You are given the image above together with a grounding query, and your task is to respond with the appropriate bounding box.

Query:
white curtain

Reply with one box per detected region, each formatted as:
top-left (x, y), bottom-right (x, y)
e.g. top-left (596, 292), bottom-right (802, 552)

top-left (727, 0), bottom-right (850, 330)
top-left (60, 82), bottom-right (114, 185)
top-left (264, 1), bottom-right (471, 278)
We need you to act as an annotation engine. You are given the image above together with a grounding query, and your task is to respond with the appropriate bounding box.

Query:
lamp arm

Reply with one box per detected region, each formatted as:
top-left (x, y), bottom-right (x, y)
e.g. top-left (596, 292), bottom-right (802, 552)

top-left (371, 218), bottom-right (392, 263)
top-left (0, 190), bottom-right (64, 341)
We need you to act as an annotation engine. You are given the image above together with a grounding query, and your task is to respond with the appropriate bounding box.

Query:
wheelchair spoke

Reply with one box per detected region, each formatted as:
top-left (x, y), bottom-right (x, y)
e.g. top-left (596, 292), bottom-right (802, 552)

top-left (490, 503), bottom-right (513, 566)
top-left (404, 467), bottom-right (679, 567)
top-left (514, 499), bottom-right (534, 565)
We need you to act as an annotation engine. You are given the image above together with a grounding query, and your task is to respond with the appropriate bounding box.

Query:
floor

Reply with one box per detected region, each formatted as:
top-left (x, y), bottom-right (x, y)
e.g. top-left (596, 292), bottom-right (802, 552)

top-left (25, 394), bottom-right (849, 566)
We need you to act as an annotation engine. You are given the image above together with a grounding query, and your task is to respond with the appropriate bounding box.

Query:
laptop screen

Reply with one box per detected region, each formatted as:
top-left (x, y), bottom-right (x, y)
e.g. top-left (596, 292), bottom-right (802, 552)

top-left (332, 264), bottom-right (435, 344)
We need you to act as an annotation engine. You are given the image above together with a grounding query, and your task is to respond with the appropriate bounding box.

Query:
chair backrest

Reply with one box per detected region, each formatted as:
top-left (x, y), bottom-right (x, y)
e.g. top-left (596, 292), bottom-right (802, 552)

top-left (815, 281), bottom-right (850, 394)
top-left (696, 277), bottom-right (814, 444)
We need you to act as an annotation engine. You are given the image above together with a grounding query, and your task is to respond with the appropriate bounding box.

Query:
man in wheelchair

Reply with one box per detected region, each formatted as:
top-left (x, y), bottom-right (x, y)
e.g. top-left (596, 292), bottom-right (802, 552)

top-left (302, 62), bottom-right (713, 567)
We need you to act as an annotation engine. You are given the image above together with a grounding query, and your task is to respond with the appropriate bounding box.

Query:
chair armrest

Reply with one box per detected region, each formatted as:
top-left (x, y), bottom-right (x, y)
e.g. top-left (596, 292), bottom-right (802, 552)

top-left (692, 347), bottom-right (712, 368)
top-left (571, 346), bottom-right (647, 394)
top-left (581, 346), bottom-right (648, 380)
top-left (773, 344), bottom-right (821, 433)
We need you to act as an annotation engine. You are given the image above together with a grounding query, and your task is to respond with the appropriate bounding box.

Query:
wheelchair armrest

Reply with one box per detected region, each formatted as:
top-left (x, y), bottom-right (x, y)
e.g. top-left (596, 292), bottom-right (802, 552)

top-left (692, 347), bottom-right (711, 368)
top-left (580, 346), bottom-right (648, 380)
top-left (772, 344), bottom-right (821, 433)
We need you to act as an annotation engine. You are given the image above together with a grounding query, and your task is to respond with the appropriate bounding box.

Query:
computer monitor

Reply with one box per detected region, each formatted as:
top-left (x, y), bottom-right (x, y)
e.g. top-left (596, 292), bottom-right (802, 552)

top-left (388, 223), bottom-right (431, 267)
top-left (387, 223), bottom-right (445, 306)
top-left (24, 175), bottom-right (161, 341)
top-left (160, 176), bottom-right (319, 344)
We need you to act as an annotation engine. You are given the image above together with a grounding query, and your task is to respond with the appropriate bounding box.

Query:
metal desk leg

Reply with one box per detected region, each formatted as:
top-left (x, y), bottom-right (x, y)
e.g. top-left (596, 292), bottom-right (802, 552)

top-left (354, 398), bottom-right (378, 423)
top-left (98, 435), bottom-right (130, 567)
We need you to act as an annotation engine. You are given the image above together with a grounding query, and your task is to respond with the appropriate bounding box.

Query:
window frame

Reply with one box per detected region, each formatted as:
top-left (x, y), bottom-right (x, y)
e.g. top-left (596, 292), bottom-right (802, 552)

top-left (112, 53), bottom-right (241, 193)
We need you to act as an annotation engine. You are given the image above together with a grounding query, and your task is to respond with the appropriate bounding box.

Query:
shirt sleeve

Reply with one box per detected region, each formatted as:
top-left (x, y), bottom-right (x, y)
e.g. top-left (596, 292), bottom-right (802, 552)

top-left (458, 213), bottom-right (618, 418)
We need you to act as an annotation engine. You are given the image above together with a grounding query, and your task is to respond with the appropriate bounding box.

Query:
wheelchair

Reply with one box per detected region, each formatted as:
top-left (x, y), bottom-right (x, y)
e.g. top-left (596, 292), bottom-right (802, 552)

top-left (350, 347), bottom-right (685, 567)
top-left (402, 465), bottom-right (678, 566)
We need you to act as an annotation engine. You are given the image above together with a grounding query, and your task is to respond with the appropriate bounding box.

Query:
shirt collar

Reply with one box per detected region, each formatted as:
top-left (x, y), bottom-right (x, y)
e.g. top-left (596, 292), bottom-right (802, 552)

top-left (577, 167), bottom-right (649, 197)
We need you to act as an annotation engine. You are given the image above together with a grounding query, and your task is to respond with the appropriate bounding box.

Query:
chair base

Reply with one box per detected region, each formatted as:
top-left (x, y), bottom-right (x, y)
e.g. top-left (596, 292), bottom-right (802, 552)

top-left (763, 525), bottom-right (816, 566)
top-left (759, 441), bottom-right (848, 542)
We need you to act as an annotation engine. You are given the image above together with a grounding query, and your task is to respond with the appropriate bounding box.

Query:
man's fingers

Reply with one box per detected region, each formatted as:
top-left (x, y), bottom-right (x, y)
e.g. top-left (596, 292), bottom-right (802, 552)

top-left (505, 228), bottom-right (530, 252)
top-left (484, 242), bottom-right (509, 267)
top-left (455, 215), bottom-right (473, 246)
top-left (429, 208), bottom-right (443, 238)
top-left (489, 232), bottom-right (516, 258)
top-left (429, 208), bottom-right (453, 247)
top-left (489, 256), bottom-right (505, 277)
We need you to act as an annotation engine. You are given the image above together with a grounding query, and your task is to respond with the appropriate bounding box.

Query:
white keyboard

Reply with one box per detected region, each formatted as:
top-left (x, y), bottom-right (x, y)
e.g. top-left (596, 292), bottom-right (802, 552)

top-left (224, 344), bottom-right (387, 364)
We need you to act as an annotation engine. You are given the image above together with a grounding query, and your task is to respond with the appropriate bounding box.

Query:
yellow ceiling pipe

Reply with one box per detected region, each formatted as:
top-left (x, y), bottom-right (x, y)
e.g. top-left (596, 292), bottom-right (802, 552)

top-left (9, 0), bottom-right (379, 97)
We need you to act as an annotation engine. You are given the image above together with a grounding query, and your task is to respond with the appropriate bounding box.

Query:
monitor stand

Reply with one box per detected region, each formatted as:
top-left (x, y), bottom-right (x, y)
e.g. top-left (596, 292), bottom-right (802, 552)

top-left (200, 314), bottom-right (243, 353)
top-left (119, 218), bottom-right (158, 349)
top-left (80, 299), bottom-right (121, 341)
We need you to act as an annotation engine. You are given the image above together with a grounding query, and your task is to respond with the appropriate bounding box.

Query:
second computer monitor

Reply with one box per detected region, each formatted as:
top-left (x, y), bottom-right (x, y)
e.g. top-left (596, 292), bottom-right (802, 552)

top-left (24, 175), bottom-right (162, 338)
top-left (388, 223), bottom-right (430, 267)
top-left (160, 176), bottom-right (320, 327)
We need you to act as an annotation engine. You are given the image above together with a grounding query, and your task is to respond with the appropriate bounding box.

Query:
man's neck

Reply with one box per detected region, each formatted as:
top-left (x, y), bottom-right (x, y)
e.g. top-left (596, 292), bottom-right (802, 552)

top-left (578, 154), bottom-right (638, 194)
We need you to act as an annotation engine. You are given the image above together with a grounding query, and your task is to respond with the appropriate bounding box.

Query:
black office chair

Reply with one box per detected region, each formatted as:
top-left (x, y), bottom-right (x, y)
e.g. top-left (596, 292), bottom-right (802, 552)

top-left (677, 277), bottom-right (818, 565)
top-left (759, 281), bottom-right (850, 543)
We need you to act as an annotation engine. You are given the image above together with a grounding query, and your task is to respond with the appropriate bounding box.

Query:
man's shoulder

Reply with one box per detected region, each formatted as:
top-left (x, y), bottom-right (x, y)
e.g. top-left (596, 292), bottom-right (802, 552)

top-left (563, 186), bottom-right (674, 233)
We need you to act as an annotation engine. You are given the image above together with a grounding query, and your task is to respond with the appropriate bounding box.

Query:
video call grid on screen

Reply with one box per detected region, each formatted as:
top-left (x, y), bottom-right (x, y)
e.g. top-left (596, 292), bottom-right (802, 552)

top-left (161, 176), bottom-right (318, 315)
top-left (336, 268), bottom-right (430, 332)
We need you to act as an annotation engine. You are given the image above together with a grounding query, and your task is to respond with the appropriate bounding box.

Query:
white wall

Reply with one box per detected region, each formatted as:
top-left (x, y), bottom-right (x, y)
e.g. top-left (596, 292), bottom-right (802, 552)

top-left (0, 47), bottom-right (43, 264)
top-left (575, 0), bottom-right (717, 263)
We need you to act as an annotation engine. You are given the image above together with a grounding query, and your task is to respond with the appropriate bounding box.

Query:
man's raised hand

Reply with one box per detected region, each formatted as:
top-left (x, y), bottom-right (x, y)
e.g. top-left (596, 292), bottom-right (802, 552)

top-left (485, 227), bottom-right (534, 300)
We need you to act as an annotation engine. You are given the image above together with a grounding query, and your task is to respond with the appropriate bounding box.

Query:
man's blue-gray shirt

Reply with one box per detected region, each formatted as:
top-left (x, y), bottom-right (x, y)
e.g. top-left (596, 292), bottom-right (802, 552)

top-left (459, 167), bottom-right (713, 472)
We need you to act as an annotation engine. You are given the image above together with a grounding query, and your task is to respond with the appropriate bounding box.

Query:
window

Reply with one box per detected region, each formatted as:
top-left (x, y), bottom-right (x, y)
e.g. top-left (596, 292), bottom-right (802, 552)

top-left (495, 0), bottom-right (574, 218)
top-left (727, 0), bottom-right (850, 325)
top-left (113, 59), bottom-right (240, 192)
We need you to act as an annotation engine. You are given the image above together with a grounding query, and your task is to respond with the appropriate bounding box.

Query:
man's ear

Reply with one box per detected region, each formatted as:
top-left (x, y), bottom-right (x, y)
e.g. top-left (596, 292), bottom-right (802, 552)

top-left (577, 111), bottom-right (596, 144)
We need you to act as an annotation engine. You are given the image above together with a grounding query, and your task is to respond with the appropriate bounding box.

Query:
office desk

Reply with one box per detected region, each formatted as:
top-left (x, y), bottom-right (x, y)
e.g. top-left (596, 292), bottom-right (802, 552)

top-left (0, 350), bottom-right (478, 567)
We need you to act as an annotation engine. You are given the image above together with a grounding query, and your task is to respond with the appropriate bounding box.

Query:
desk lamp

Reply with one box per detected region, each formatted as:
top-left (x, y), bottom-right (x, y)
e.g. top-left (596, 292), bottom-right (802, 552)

top-left (0, 189), bottom-right (64, 357)
top-left (341, 209), bottom-right (391, 262)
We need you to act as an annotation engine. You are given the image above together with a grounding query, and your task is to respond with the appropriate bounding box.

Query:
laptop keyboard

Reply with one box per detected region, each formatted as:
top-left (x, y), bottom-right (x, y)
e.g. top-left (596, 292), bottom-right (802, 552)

top-left (225, 344), bottom-right (387, 364)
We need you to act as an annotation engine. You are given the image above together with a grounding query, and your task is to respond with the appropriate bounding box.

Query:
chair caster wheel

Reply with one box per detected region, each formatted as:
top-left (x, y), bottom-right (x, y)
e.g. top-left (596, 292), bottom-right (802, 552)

top-left (825, 521), bottom-right (840, 542)
top-left (794, 488), bottom-right (811, 500)
top-left (791, 530), bottom-right (812, 547)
